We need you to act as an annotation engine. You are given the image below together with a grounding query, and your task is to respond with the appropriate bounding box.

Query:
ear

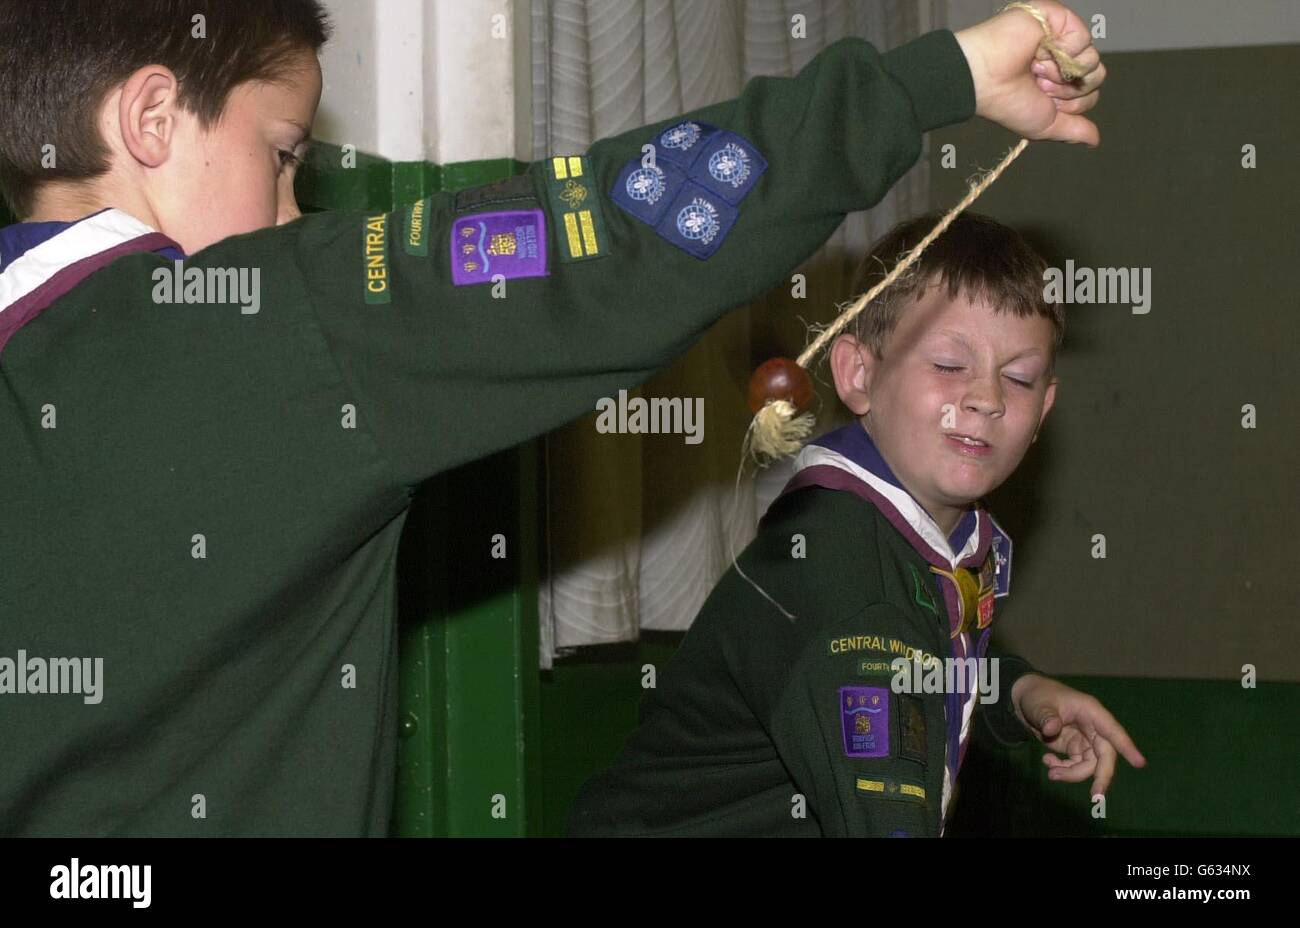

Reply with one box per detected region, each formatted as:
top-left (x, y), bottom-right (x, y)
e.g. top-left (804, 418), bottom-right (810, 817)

top-left (829, 333), bottom-right (876, 417)
top-left (116, 66), bottom-right (182, 169)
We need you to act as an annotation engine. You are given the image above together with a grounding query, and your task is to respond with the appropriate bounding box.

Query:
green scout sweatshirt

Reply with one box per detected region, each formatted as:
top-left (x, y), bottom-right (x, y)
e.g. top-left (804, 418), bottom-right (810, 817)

top-left (566, 482), bottom-right (1038, 838)
top-left (0, 30), bottom-right (977, 835)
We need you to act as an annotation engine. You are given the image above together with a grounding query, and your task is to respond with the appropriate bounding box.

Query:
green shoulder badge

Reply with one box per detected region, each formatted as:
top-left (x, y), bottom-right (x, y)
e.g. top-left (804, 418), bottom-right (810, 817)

top-left (544, 155), bottom-right (609, 263)
top-left (403, 198), bottom-right (429, 256)
top-left (362, 212), bottom-right (391, 304)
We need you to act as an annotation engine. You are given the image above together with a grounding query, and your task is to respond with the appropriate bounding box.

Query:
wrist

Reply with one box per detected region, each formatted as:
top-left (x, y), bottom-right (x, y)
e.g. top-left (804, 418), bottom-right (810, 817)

top-left (1010, 671), bottom-right (1042, 720)
top-left (952, 26), bottom-right (989, 118)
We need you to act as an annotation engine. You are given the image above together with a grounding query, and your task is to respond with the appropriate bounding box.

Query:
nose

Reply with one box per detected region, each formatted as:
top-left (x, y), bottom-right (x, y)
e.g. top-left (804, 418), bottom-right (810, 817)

top-left (963, 372), bottom-right (1005, 418)
top-left (277, 183), bottom-right (302, 225)
top-left (276, 197), bottom-right (301, 226)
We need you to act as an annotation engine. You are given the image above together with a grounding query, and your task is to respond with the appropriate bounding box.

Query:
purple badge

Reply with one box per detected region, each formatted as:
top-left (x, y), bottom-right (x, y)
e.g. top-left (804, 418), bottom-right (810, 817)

top-left (450, 209), bottom-right (548, 286)
top-left (840, 686), bottom-right (890, 758)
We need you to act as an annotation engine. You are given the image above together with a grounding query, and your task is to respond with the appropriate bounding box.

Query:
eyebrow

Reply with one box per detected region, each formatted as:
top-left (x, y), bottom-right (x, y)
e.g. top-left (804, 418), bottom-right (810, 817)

top-left (927, 328), bottom-right (1044, 360)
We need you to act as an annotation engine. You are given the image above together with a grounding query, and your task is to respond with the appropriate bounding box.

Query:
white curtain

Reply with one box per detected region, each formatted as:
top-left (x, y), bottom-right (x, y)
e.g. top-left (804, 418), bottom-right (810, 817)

top-left (532, 0), bottom-right (942, 665)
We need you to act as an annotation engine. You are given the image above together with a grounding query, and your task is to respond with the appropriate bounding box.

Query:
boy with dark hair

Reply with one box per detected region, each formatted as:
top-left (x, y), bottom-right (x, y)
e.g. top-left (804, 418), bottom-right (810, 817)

top-left (0, 1), bottom-right (1106, 834)
top-left (567, 212), bottom-right (1145, 837)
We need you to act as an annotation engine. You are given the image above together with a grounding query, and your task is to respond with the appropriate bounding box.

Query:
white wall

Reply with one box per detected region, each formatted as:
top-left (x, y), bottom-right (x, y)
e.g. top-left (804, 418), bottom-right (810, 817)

top-left (315, 0), bottom-right (532, 164)
top-left (944, 0), bottom-right (1300, 51)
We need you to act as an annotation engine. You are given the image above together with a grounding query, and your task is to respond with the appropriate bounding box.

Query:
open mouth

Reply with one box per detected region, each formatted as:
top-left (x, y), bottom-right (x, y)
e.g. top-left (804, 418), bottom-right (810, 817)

top-left (945, 433), bottom-right (992, 456)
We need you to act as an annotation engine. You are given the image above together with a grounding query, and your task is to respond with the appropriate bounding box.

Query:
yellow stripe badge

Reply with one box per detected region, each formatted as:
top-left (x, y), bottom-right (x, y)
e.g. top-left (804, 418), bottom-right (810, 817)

top-left (544, 155), bottom-right (609, 263)
top-left (855, 778), bottom-right (927, 803)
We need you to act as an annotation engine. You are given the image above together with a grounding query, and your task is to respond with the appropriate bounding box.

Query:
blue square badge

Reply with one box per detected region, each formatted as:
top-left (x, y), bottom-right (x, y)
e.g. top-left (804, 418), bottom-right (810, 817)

top-left (610, 159), bottom-right (687, 227)
top-left (652, 120), bottom-right (719, 170)
top-left (687, 129), bottom-right (768, 205)
top-left (652, 184), bottom-right (739, 260)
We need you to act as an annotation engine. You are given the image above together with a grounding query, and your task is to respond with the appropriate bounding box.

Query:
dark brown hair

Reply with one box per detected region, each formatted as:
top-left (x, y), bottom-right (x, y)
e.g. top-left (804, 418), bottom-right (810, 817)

top-left (849, 211), bottom-right (1064, 375)
top-left (0, 0), bottom-right (331, 217)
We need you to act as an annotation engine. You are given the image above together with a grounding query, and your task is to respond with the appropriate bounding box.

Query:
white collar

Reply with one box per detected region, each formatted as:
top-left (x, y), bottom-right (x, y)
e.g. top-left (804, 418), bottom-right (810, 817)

top-left (0, 209), bottom-right (160, 316)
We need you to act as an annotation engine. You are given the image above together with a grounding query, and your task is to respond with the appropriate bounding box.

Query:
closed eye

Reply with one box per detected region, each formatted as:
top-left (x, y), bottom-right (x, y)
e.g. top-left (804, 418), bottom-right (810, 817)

top-left (935, 363), bottom-right (1033, 388)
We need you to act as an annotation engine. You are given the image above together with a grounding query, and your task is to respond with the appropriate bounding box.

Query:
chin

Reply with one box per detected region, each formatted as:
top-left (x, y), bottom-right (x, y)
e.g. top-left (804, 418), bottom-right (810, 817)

top-left (935, 474), bottom-right (996, 507)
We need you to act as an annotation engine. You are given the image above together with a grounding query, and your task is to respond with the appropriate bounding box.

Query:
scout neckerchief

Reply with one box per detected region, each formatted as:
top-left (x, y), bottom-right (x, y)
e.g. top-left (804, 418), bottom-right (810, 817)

top-left (760, 418), bottom-right (1013, 821)
top-left (0, 208), bottom-right (184, 356)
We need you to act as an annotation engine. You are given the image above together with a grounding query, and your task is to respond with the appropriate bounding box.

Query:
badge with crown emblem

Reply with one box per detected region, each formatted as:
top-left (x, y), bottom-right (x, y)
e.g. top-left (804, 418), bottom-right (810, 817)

top-left (840, 686), bottom-right (890, 758)
top-left (449, 209), bottom-right (548, 286)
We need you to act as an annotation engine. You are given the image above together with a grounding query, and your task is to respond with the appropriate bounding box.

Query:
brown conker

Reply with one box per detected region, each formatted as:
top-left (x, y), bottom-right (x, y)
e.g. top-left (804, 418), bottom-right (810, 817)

top-left (747, 357), bottom-right (813, 415)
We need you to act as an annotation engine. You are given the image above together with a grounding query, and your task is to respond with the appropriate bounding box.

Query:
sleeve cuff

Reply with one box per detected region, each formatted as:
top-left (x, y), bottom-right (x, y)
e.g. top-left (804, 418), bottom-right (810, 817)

top-left (881, 29), bottom-right (977, 134)
top-left (982, 656), bottom-right (1038, 747)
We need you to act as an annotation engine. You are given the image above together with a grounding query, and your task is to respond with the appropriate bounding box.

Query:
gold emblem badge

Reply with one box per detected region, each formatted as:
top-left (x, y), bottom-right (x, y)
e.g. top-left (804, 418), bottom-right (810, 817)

top-left (560, 179), bottom-right (588, 209)
top-left (486, 232), bottom-right (517, 256)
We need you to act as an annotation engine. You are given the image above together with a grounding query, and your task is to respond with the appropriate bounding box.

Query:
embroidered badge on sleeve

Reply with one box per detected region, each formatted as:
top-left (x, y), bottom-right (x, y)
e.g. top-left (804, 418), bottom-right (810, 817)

top-left (899, 693), bottom-right (928, 767)
top-left (856, 777), bottom-right (927, 803)
top-left (653, 120), bottom-right (717, 169)
top-left (609, 120), bottom-right (767, 260)
top-left (449, 209), bottom-right (548, 287)
top-left (363, 212), bottom-right (391, 304)
top-left (403, 198), bottom-right (429, 257)
top-left (689, 130), bottom-right (768, 205)
top-left (654, 188), bottom-right (738, 260)
top-left (840, 685), bottom-right (890, 758)
top-left (610, 159), bottom-right (685, 227)
top-left (544, 156), bottom-right (610, 263)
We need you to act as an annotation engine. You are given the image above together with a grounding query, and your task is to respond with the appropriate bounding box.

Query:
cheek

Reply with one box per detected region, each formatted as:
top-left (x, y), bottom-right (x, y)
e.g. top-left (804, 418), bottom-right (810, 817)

top-left (201, 148), bottom-right (280, 232)
top-left (912, 378), bottom-right (954, 431)
top-left (233, 158), bottom-right (281, 225)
